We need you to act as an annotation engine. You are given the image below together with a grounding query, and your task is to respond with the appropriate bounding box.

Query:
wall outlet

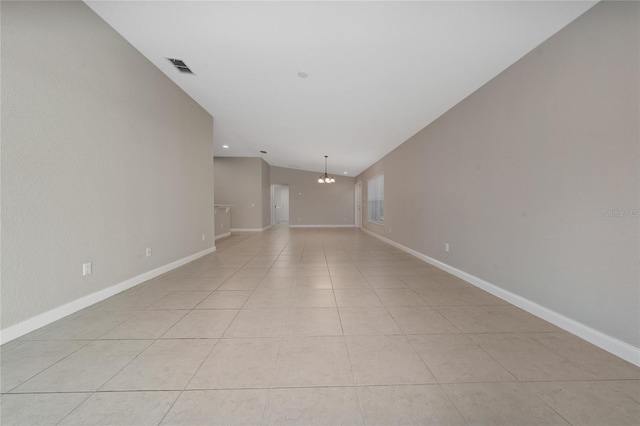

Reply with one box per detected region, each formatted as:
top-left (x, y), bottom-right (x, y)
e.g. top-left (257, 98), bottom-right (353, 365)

top-left (202, 234), bottom-right (205, 241)
top-left (389, 227), bottom-right (392, 233)
top-left (445, 243), bottom-right (450, 253)
top-left (82, 262), bottom-right (92, 276)
top-left (298, 218), bottom-right (301, 222)
top-left (146, 248), bottom-right (152, 257)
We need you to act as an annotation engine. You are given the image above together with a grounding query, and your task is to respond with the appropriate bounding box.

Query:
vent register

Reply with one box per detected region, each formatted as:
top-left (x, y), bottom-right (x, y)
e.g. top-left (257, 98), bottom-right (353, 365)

top-left (167, 58), bottom-right (193, 74)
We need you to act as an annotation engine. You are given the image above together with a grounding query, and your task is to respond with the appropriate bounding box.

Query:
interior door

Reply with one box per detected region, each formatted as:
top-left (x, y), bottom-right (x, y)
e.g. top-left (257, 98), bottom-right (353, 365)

top-left (274, 186), bottom-right (282, 224)
top-left (280, 186), bottom-right (289, 221)
top-left (272, 185), bottom-right (290, 224)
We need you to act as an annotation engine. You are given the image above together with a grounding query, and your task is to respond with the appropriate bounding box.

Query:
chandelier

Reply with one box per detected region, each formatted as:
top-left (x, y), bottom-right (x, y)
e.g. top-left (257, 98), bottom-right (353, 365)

top-left (318, 155), bottom-right (335, 183)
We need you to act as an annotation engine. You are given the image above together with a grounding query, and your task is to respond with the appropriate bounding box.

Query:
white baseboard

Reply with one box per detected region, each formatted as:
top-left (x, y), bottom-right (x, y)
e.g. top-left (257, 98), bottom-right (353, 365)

top-left (229, 224), bottom-right (275, 232)
top-left (289, 224), bottom-right (356, 228)
top-left (215, 232), bottom-right (231, 240)
top-left (0, 246), bottom-right (216, 345)
top-left (361, 228), bottom-right (640, 366)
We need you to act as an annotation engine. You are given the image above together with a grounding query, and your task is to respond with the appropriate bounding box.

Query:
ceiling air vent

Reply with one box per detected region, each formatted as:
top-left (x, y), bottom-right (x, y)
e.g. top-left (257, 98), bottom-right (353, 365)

top-left (167, 58), bottom-right (193, 74)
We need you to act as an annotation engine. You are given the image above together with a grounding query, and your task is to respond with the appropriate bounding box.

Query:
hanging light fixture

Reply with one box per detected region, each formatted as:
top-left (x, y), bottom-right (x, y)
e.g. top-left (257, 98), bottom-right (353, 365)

top-left (318, 155), bottom-right (335, 184)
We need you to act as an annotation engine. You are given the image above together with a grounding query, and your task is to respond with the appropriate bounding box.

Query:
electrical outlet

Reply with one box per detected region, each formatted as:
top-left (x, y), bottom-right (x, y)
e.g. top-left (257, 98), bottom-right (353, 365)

top-left (202, 234), bottom-right (205, 241)
top-left (445, 243), bottom-right (450, 253)
top-left (82, 262), bottom-right (92, 276)
top-left (146, 248), bottom-right (152, 257)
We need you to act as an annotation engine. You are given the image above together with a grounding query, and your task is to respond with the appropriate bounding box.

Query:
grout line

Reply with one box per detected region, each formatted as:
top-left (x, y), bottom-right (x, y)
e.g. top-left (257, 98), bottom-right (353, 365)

top-left (2, 340), bottom-right (93, 394)
top-left (93, 339), bottom-right (156, 393)
top-left (4, 226), bottom-right (637, 424)
top-left (157, 390), bottom-right (184, 425)
top-left (438, 384), bottom-right (471, 426)
top-left (523, 384), bottom-right (575, 426)
top-left (52, 390), bottom-right (94, 425)
top-left (182, 338), bottom-right (221, 391)
top-left (4, 378), bottom-right (639, 396)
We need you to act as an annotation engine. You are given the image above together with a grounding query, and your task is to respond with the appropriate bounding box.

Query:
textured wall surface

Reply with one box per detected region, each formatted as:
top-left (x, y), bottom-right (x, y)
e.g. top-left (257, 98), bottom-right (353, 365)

top-left (214, 209), bottom-right (231, 238)
top-left (214, 157), bottom-right (267, 230)
top-left (271, 166), bottom-right (355, 226)
top-left (357, 1), bottom-right (639, 347)
top-left (1, 1), bottom-right (214, 329)
top-left (261, 160), bottom-right (272, 228)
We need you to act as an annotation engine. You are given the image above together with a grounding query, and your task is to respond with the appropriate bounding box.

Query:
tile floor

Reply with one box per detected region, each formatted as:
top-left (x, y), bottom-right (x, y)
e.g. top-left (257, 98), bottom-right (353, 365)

top-left (1, 226), bottom-right (639, 425)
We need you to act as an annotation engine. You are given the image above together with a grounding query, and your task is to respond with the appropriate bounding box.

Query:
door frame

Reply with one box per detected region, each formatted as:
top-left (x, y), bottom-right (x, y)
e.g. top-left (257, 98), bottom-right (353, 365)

top-left (355, 181), bottom-right (362, 228)
top-left (271, 184), bottom-right (290, 225)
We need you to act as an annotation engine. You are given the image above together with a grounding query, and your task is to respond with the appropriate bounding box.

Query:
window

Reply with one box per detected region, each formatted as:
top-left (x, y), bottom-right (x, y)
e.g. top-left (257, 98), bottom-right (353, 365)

top-left (367, 174), bottom-right (384, 225)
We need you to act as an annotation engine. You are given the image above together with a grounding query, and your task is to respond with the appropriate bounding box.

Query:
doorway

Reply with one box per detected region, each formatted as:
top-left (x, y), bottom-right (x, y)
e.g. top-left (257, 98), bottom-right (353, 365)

top-left (271, 184), bottom-right (290, 225)
top-left (355, 181), bottom-right (362, 228)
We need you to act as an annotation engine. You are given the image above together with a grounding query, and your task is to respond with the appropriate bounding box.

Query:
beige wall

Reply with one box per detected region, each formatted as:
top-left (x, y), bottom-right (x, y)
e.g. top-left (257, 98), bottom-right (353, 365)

top-left (358, 1), bottom-right (639, 348)
top-left (261, 160), bottom-right (272, 228)
top-left (1, 1), bottom-right (214, 329)
top-left (214, 208), bottom-right (231, 238)
top-left (214, 160), bottom-right (355, 228)
top-left (214, 157), bottom-right (270, 230)
top-left (271, 166), bottom-right (355, 226)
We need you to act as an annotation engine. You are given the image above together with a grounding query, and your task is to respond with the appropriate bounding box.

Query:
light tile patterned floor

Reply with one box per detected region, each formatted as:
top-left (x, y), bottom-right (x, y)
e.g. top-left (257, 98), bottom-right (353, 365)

top-left (1, 226), bottom-right (639, 425)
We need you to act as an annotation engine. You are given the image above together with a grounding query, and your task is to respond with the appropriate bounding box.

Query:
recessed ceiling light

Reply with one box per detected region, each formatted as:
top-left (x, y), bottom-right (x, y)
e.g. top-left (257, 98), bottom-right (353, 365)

top-left (297, 71), bottom-right (309, 79)
top-left (260, 150), bottom-right (267, 154)
top-left (222, 145), bottom-right (229, 149)
top-left (343, 172), bottom-right (348, 175)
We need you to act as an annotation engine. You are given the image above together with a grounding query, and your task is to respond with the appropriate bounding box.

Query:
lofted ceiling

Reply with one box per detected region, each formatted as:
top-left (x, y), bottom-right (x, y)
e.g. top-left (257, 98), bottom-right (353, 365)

top-left (86, 1), bottom-right (596, 177)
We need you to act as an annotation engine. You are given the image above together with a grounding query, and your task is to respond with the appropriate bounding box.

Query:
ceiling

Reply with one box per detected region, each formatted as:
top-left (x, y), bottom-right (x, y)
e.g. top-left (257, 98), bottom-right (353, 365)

top-left (86, 1), bottom-right (596, 177)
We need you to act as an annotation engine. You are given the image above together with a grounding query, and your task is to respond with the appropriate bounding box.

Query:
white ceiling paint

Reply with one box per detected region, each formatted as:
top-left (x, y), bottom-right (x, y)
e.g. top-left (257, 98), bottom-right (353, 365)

top-left (86, 1), bottom-right (596, 176)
